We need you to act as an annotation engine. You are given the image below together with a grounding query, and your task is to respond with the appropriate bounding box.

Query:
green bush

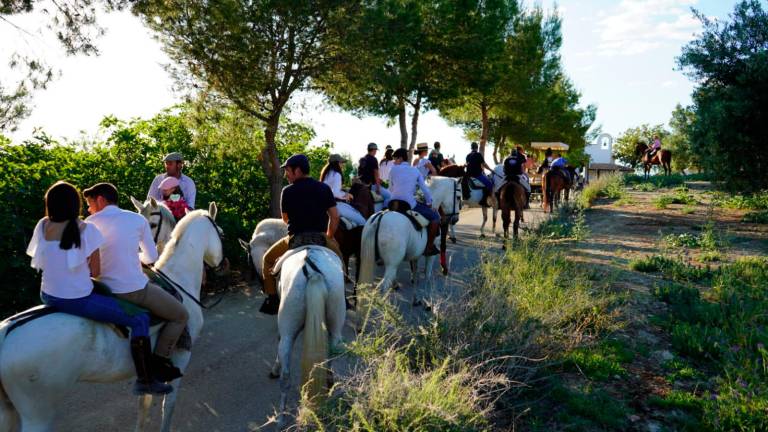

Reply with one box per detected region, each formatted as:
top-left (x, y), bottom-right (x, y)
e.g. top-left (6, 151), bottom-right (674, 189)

top-left (535, 203), bottom-right (588, 240)
top-left (579, 174), bottom-right (625, 208)
top-left (711, 190), bottom-right (768, 210)
top-left (742, 210), bottom-right (768, 223)
top-left (630, 255), bottom-right (712, 283)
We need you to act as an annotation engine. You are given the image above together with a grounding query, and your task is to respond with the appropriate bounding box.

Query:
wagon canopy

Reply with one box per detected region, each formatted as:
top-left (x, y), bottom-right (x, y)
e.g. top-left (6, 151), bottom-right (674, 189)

top-left (530, 142), bottom-right (569, 151)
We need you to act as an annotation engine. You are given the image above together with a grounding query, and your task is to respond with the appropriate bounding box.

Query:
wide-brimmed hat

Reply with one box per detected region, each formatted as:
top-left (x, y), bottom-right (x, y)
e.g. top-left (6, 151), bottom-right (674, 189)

top-left (329, 154), bottom-right (345, 163)
top-left (163, 152), bottom-right (183, 162)
top-left (367, 142), bottom-right (378, 151)
top-left (416, 142), bottom-right (429, 152)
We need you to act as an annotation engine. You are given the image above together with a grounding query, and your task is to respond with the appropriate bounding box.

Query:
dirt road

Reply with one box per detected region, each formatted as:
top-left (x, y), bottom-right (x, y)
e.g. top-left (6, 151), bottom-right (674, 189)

top-left (58, 205), bottom-right (546, 431)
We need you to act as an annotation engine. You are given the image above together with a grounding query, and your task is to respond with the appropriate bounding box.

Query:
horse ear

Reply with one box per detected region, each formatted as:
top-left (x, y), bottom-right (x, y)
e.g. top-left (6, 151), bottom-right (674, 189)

top-left (149, 197), bottom-right (158, 208)
top-left (208, 202), bottom-right (218, 220)
top-left (130, 196), bottom-right (144, 212)
top-left (238, 238), bottom-right (250, 251)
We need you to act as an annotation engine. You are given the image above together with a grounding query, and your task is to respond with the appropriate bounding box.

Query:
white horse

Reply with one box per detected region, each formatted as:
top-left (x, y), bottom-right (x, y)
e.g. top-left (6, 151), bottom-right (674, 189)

top-left (130, 196), bottom-right (177, 254)
top-left (0, 204), bottom-right (224, 432)
top-left (358, 177), bottom-right (460, 305)
top-left (238, 218), bottom-right (288, 281)
top-left (268, 246), bottom-right (345, 428)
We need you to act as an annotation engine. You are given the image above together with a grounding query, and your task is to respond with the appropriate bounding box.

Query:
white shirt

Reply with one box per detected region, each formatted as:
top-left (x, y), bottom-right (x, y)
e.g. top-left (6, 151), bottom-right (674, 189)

top-left (148, 173), bottom-right (196, 208)
top-left (26, 218), bottom-right (104, 299)
top-left (85, 205), bottom-right (158, 294)
top-left (389, 162), bottom-right (432, 208)
top-left (322, 170), bottom-right (346, 200)
top-left (379, 159), bottom-right (394, 181)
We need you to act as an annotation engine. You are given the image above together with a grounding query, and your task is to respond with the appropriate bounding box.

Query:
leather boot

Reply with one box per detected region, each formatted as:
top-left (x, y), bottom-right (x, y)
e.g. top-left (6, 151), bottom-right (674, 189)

top-left (151, 354), bottom-right (183, 383)
top-left (130, 337), bottom-right (173, 395)
top-left (259, 294), bottom-right (280, 315)
top-left (424, 222), bottom-right (440, 256)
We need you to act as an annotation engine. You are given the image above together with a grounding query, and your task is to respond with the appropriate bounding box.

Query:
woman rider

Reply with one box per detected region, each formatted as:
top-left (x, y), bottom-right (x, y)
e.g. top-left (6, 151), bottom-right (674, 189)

top-left (320, 154), bottom-right (367, 227)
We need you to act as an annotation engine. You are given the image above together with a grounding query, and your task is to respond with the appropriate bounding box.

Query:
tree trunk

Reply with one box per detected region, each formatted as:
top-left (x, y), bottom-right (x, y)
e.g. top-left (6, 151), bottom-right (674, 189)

top-left (493, 135), bottom-right (505, 165)
top-left (398, 96), bottom-right (408, 150)
top-left (261, 117), bottom-right (283, 217)
top-left (408, 93), bottom-right (422, 163)
top-left (479, 101), bottom-right (489, 157)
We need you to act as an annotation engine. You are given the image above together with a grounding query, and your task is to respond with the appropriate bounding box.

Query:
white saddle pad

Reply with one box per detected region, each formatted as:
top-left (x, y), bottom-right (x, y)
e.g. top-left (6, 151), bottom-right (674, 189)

top-left (371, 190), bottom-right (384, 203)
top-left (406, 210), bottom-right (430, 228)
top-left (340, 216), bottom-right (359, 230)
top-left (469, 177), bottom-right (486, 189)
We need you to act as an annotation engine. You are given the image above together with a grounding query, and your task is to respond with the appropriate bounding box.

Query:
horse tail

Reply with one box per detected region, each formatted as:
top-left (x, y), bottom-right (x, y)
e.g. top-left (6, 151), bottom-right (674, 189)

top-left (301, 259), bottom-right (329, 404)
top-left (358, 213), bottom-right (381, 287)
top-left (0, 329), bottom-right (21, 431)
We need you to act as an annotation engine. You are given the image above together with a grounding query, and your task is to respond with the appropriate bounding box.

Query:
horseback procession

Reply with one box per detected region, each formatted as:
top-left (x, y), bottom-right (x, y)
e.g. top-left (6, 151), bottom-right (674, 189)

top-left (0, 140), bottom-right (586, 431)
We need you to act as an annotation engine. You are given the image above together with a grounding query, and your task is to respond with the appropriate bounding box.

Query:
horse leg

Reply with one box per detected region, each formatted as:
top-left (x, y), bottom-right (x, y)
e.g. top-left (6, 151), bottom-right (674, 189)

top-left (159, 350), bottom-right (191, 432)
top-left (492, 200), bottom-right (500, 238)
top-left (379, 265), bottom-right (400, 293)
top-left (275, 332), bottom-right (295, 428)
top-left (479, 206), bottom-right (487, 238)
top-left (409, 260), bottom-right (418, 287)
top-left (4, 380), bottom-right (61, 432)
top-left (439, 222), bottom-right (449, 275)
top-left (134, 394), bottom-right (153, 432)
top-left (449, 223), bottom-right (457, 244)
top-left (514, 206), bottom-right (521, 239)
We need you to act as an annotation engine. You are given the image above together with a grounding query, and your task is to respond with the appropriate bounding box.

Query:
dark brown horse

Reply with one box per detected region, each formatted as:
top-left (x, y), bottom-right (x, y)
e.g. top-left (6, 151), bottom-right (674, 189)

top-left (438, 163), bottom-right (465, 178)
top-left (499, 181), bottom-right (526, 241)
top-left (542, 168), bottom-right (573, 213)
top-left (334, 182), bottom-right (373, 307)
top-left (635, 142), bottom-right (672, 178)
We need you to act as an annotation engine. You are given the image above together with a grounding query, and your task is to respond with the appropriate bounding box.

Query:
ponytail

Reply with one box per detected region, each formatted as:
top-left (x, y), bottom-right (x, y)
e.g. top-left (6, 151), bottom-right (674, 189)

top-left (59, 218), bottom-right (82, 250)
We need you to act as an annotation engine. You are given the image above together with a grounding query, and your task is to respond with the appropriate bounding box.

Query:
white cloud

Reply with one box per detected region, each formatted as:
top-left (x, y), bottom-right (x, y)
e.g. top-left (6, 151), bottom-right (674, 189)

top-left (595, 0), bottom-right (702, 56)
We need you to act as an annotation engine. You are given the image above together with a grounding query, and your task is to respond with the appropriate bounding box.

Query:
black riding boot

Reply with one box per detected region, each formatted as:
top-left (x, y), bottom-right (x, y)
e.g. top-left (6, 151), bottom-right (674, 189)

top-left (424, 222), bottom-right (440, 256)
top-left (259, 294), bottom-right (280, 315)
top-left (130, 337), bottom-right (173, 395)
top-left (151, 354), bottom-right (183, 383)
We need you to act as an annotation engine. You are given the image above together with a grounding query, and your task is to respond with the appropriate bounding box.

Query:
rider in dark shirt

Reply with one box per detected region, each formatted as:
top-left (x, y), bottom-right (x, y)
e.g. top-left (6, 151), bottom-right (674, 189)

top-left (465, 142), bottom-right (493, 206)
top-left (260, 154), bottom-right (345, 315)
top-left (358, 142), bottom-right (391, 205)
top-left (428, 141), bottom-right (444, 170)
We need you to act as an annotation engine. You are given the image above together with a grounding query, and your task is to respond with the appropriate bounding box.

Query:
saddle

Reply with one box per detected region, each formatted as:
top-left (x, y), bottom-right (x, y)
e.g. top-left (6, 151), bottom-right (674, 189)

top-left (387, 200), bottom-right (429, 231)
top-left (460, 176), bottom-right (486, 199)
top-left (271, 245), bottom-right (333, 276)
top-left (339, 216), bottom-right (359, 230)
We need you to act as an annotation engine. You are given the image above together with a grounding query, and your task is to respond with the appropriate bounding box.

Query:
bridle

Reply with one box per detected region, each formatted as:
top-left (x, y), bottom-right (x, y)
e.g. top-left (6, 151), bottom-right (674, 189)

top-left (441, 179), bottom-right (462, 225)
top-left (149, 209), bottom-right (174, 244)
top-left (205, 215), bottom-right (227, 271)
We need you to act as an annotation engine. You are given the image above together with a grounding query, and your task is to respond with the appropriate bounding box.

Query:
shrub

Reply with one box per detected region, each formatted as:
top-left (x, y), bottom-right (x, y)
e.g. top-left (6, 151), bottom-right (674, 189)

top-left (630, 256), bottom-right (712, 283)
top-left (711, 190), bottom-right (768, 210)
top-left (742, 210), bottom-right (768, 223)
top-left (579, 173), bottom-right (625, 208)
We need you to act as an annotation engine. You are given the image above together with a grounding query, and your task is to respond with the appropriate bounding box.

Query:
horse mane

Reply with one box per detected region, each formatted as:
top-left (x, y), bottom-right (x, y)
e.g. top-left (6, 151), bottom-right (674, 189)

top-left (155, 209), bottom-right (210, 267)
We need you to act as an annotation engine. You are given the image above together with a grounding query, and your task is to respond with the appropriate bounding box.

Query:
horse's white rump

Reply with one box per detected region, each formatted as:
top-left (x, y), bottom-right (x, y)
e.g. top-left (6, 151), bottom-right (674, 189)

top-left (239, 218), bottom-right (288, 280)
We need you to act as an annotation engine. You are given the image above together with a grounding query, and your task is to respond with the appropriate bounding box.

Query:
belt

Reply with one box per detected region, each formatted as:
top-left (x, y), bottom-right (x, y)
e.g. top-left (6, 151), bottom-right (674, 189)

top-left (288, 232), bottom-right (327, 249)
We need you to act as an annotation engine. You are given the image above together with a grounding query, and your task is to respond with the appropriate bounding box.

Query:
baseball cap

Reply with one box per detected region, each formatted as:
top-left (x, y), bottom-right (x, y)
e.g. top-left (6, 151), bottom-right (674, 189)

top-left (280, 154), bottom-right (310, 173)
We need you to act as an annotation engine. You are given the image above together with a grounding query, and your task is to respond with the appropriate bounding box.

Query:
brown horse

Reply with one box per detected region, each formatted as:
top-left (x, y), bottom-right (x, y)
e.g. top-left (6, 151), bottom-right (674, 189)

top-left (635, 142), bottom-right (672, 178)
top-left (542, 168), bottom-right (572, 213)
top-left (439, 163), bottom-right (465, 178)
top-left (499, 180), bottom-right (526, 241)
top-left (334, 181), bottom-right (374, 308)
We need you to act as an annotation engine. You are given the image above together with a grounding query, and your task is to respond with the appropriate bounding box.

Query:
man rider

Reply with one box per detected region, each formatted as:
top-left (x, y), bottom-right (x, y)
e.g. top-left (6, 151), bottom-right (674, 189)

top-left (84, 182), bottom-right (189, 392)
top-left (147, 152), bottom-right (196, 209)
top-left (550, 153), bottom-right (570, 183)
top-left (358, 142), bottom-right (391, 206)
top-left (465, 142), bottom-right (493, 206)
top-left (428, 141), bottom-right (444, 170)
top-left (389, 148), bottom-right (440, 256)
top-left (260, 154), bottom-right (345, 315)
top-left (503, 146), bottom-right (530, 208)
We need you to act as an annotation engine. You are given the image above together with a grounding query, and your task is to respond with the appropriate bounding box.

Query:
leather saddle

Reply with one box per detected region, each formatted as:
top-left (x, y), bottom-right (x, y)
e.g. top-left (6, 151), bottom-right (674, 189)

top-left (387, 200), bottom-right (429, 231)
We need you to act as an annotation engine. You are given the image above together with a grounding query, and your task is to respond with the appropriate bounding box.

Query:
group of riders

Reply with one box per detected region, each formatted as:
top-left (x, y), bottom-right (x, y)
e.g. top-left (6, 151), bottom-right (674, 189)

top-left (20, 139), bottom-right (581, 401)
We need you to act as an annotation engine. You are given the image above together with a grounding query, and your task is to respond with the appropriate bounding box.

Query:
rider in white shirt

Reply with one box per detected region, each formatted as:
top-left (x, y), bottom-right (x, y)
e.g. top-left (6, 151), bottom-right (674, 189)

top-left (147, 152), bottom-right (196, 209)
top-left (378, 145), bottom-right (395, 183)
top-left (84, 182), bottom-right (188, 385)
top-left (321, 154), bottom-right (367, 227)
top-left (389, 148), bottom-right (440, 256)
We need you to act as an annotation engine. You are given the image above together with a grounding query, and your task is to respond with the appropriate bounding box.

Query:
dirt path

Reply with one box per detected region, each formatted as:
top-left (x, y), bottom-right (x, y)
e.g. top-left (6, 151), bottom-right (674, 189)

top-left (57, 205), bottom-right (547, 431)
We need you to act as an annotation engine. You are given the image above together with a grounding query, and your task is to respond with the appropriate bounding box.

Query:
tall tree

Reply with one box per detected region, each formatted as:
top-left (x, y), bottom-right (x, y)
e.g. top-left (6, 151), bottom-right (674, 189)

top-left (666, 104), bottom-right (698, 173)
top-left (677, 0), bottom-right (768, 191)
top-left (134, 0), bottom-right (357, 215)
top-left (612, 124), bottom-right (669, 168)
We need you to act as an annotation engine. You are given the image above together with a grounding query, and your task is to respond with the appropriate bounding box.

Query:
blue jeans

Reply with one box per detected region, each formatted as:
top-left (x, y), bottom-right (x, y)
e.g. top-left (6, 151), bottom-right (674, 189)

top-left (414, 202), bottom-right (440, 222)
top-left (473, 174), bottom-right (493, 190)
top-left (375, 186), bottom-right (392, 206)
top-left (42, 291), bottom-right (150, 338)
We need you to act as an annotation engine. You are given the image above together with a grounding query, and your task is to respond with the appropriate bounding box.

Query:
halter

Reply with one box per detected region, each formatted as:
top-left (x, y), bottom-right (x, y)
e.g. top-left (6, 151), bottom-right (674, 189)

top-left (205, 215), bottom-right (227, 271)
top-left (149, 210), bottom-right (167, 244)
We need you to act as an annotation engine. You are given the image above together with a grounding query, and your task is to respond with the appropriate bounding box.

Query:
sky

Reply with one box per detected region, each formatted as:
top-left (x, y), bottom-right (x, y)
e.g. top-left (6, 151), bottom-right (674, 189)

top-left (0, 0), bottom-right (746, 159)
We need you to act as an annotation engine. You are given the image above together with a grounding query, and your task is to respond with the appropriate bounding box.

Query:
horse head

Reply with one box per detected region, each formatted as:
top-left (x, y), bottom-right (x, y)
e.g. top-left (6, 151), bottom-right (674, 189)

top-left (130, 195), bottom-right (177, 253)
top-left (634, 141), bottom-right (650, 156)
top-left (438, 164), bottom-right (465, 178)
top-left (349, 182), bottom-right (375, 219)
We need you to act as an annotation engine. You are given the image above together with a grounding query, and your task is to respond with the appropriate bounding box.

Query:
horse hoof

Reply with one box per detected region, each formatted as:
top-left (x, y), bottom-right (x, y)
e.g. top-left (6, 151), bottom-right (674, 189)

top-left (479, 234), bottom-right (486, 239)
top-left (393, 283), bottom-right (400, 291)
top-left (442, 267), bottom-right (449, 276)
top-left (449, 237), bottom-right (457, 244)
top-left (269, 371), bottom-right (280, 379)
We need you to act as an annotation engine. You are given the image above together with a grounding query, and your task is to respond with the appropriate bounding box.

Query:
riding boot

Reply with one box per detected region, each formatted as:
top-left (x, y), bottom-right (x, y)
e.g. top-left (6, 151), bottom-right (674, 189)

top-left (151, 354), bottom-right (183, 383)
top-left (259, 294), bottom-right (280, 315)
top-left (424, 222), bottom-right (440, 256)
top-left (130, 337), bottom-right (173, 395)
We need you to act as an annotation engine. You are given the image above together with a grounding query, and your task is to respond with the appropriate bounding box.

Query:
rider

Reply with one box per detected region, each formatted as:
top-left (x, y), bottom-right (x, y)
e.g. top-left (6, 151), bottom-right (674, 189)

top-left (358, 142), bottom-right (391, 206)
top-left (550, 153), bottom-right (570, 183)
top-left (465, 142), bottom-right (493, 206)
top-left (321, 154), bottom-right (367, 227)
top-left (148, 152), bottom-right (196, 209)
top-left (648, 135), bottom-right (662, 159)
top-left (389, 148), bottom-right (440, 256)
top-left (84, 182), bottom-right (189, 387)
top-left (379, 145), bottom-right (395, 184)
top-left (260, 154), bottom-right (345, 315)
top-left (27, 182), bottom-right (168, 396)
top-left (413, 142), bottom-right (437, 178)
top-left (504, 146), bottom-right (531, 209)
top-left (158, 176), bottom-right (191, 220)
top-left (428, 141), bottom-right (445, 170)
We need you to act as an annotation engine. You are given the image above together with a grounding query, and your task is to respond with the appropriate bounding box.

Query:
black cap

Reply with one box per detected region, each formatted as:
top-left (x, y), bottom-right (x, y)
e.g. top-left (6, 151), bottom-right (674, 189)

top-left (280, 154), bottom-right (310, 173)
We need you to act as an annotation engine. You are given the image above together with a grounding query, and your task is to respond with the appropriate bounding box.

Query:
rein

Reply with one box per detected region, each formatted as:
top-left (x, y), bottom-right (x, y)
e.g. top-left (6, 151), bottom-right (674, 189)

top-left (150, 210), bottom-right (165, 244)
top-left (441, 180), bottom-right (462, 223)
